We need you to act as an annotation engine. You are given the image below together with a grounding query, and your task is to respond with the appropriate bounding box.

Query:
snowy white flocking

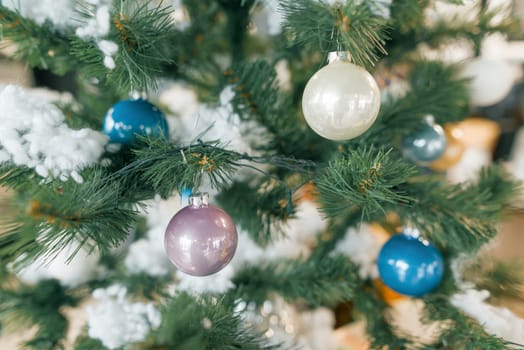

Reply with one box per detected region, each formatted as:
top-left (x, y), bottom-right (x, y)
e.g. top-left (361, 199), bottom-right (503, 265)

top-left (0, 85), bottom-right (108, 183)
top-left (173, 87), bottom-right (266, 155)
top-left (238, 296), bottom-right (339, 350)
top-left (446, 147), bottom-right (491, 183)
top-left (175, 264), bottom-right (236, 294)
top-left (124, 228), bottom-right (173, 276)
top-left (98, 39), bottom-right (119, 70)
top-left (14, 240), bottom-right (100, 287)
top-left (87, 284), bottom-right (162, 350)
top-left (451, 289), bottom-right (524, 345)
top-left (171, 0), bottom-right (191, 30)
top-left (3, 0), bottom-right (115, 32)
top-left (75, 4), bottom-right (111, 38)
top-left (156, 81), bottom-right (200, 120)
top-left (389, 299), bottom-right (450, 345)
top-left (3, 0), bottom-right (76, 30)
top-left (449, 254), bottom-right (524, 345)
top-left (265, 201), bottom-right (327, 260)
top-left (333, 224), bottom-right (382, 279)
top-left (75, 2), bottom-right (118, 70)
top-left (125, 195), bottom-right (185, 276)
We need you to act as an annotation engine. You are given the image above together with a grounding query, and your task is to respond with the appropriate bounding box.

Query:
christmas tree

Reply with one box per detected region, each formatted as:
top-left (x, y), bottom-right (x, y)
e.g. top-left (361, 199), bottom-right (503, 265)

top-left (0, 0), bottom-right (523, 349)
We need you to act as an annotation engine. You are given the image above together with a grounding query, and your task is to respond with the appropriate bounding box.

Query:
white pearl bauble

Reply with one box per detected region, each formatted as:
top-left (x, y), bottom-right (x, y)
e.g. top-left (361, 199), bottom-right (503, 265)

top-left (302, 59), bottom-right (381, 141)
top-left (460, 58), bottom-right (515, 107)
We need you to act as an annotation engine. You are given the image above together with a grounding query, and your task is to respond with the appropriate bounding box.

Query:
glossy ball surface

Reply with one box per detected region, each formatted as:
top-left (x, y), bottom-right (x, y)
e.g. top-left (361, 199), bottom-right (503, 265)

top-left (164, 202), bottom-right (238, 276)
top-left (460, 58), bottom-right (514, 107)
top-left (429, 123), bottom-right (466, 171)
top-left (302, 60), bottom-right (381, 141)
top-left (402, 121), bottom-right (447, 163)
top-left (377, 233), bottom-right (444, 297)
top-left (103, 99), bottom-right (168, 144)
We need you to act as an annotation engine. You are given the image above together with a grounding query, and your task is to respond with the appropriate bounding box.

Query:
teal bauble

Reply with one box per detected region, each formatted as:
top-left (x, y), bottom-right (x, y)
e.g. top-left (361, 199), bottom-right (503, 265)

top-left (402, 118), bottom-right (446, 163)
top-left (103, 99), bottom-right (169, 144)
top-left (377, 232), bottom-right (444, 296)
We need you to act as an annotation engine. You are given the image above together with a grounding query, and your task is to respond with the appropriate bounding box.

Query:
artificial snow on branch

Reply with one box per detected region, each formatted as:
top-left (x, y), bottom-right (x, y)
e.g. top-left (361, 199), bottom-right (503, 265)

top-left (0, 85), bottom-right (107, 183)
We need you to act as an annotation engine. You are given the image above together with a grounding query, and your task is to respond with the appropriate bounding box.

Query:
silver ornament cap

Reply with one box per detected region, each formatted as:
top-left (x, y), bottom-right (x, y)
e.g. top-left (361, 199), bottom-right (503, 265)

top-left (327, 51), bottom-right (352, 63)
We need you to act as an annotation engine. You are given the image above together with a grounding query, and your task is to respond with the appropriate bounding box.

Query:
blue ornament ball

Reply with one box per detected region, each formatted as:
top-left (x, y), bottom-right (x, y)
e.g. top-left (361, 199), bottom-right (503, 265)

top-left (103, 98), bottom-right (169, 144)
top-left (377, 233), bottom-right (444, 297)
top-left (402, 118), bottom-right (446, 163)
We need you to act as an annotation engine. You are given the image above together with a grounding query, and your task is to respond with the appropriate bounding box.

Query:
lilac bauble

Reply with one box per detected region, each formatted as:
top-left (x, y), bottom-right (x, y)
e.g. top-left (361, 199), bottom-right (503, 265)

top-left (164, 194), bottom-right (238, 276)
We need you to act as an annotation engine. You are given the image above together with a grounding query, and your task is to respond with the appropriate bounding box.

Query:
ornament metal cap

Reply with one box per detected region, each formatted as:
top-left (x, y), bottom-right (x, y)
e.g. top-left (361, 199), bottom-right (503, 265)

top-left (423, 114), bottom-right (436, 125)
top-left (402, 226), bottom-right (421, 238)
top-left (129, 90), bottom-right (148, 100)
top-left (189, 192), bottom-right (210, 207)
top-left (328, 51), bottom-right (352, 64)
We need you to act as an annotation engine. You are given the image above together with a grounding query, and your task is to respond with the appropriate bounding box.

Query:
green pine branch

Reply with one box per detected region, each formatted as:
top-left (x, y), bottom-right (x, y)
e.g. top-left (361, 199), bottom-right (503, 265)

top-left (0, 163), bottom-right (39, 192)
top-left (309, 210), bottom-right (366, 259)
top-left (0, 169), bottom-right (136, 268)
top-left (117, 136), bottom-right (318, 199)
top-left (0, 279), bottom-right (77, 350)
top-left (462, 259), bottom-right (524, 300)
top-left (74, 335), bottom-right (108, 350)
top-left (216, 177), bottom-right (295, 246)
top-left (357, 60), bottom-right (470, 146)
top-left (231, 255), bottom-right (361, 307)
top-left (387, 2), bottom-right (521, 60)
top-left (224, 60), bottom-right (284, 142)
top-left (0, 137), bottom-right (317, 264)
top-left (422, 294), bottom-right (510, 349)
top-left (389, 0), bottom-right (430, 34)
top-left (71, 1), bottom-right (176, 94)
top-left (399, 166), bottom-right (520, 254)
top-left (0, 1), bottom-right (522, 348)
top-left (158, 1), bottom-right (232, 100)
top-left (217, 0), bottom-right (254, 63)
top-left (118, 138), bottom-right (245, 199)
top-left (223, 60), bottom-right (336, 160)
top-left (353, 287), bottom-right (411, 349)
top-left (434, 3), bottom-right (520, 49)
top-left (316, 147), bottom-right (417, 219)
top-left (0, 5), bottom-right (75, 75)
top-left (316, 148), bottom-right (519, 256)
top-left (281, 0), bottom-right (388, 68)
top-left (147, 292), bottom-right (283, 350)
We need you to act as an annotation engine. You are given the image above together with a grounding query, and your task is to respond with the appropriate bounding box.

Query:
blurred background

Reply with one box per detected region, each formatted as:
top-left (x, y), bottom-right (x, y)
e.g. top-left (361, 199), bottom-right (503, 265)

top-left (1, 0), bottom-right (524, 348)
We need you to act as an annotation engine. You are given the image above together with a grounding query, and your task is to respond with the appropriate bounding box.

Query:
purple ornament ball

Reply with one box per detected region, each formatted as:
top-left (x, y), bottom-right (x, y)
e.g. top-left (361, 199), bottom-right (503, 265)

top-left (164, 194), bottom-right (238, 276)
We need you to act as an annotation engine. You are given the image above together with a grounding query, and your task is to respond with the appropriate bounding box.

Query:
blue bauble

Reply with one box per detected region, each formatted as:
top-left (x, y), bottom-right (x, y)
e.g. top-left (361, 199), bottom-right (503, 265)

top-left (377, 233), bottom-right (444, 297)
top-left (103, 99), bottom-right (168, 144)
top-left (402, 120), bottom-right (446, 163)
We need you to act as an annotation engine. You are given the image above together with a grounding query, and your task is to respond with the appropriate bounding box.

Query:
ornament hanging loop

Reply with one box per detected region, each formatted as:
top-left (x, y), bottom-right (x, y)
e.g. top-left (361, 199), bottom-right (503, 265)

top-left (328, 51), bottom-right (352, 64)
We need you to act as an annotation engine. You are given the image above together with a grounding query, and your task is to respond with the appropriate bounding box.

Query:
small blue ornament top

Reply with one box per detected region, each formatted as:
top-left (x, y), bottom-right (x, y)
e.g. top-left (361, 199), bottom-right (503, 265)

top-left (377, 232), bottom-right (444, 297)
top-left (103, 98), bottom-right (169, 144)
top-left (180, 187), bottom-right (193, 205)
top-left (402, 118), bottom-right (446, 163)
